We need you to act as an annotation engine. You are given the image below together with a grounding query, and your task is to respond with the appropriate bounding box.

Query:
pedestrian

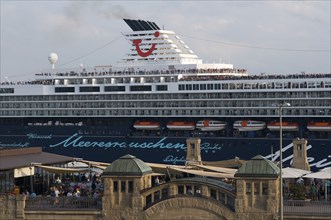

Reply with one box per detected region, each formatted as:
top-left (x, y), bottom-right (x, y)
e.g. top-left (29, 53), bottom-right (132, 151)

top-left (311, 184), bottom-right (317, 201)
top-left (154, 177), bottom-right (160, 186)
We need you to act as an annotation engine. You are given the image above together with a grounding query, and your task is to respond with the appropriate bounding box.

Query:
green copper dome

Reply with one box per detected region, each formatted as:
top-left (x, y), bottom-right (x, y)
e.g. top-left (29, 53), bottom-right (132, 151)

top-left (103, 154), bottom-right (153, 176)
top-left (235, 155), bottom-right (280, 178)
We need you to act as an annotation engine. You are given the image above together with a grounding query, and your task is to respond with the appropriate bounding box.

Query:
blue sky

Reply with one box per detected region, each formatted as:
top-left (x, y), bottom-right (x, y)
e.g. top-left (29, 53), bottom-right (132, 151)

top-left (1, 1), bottom-right (330, 81)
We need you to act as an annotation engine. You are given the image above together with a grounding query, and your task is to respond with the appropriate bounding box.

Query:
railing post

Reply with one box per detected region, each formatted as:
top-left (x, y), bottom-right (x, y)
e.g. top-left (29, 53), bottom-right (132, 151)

top-left (169, 183), bottom-right (177, 197)
top-left (202, 185), bottom-right (209, 197)
top-left (15, 195), bottom-right (26, 220)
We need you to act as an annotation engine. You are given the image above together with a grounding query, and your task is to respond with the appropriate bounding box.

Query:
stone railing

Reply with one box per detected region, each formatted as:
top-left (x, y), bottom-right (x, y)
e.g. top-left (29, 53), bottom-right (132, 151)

top-left (25, 196), bottom-right (102, 210)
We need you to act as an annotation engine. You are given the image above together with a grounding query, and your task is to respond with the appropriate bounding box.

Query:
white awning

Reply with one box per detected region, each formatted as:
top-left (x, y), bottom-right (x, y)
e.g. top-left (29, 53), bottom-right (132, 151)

top-left (14, 166), bottom-right (34, 178)
top-left (304, 169), bottom-right (331, 179)
top-left (282, 167), bottom-right (311, 178)
top-left (36, 165), bottom-right (91, 174)
top-left (145, 162), bottom-right (192, 169)
top-left (193, 164), bottom-right (237, 174)
top-left (168, 167), bottom-right (234, 178)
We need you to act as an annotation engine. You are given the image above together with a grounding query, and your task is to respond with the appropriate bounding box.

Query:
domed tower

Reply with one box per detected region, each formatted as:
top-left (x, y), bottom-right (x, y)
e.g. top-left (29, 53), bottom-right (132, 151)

top-left (234, 155), bottom-right (280, 220)
top-left (102, 154), bottom-right (153, 219)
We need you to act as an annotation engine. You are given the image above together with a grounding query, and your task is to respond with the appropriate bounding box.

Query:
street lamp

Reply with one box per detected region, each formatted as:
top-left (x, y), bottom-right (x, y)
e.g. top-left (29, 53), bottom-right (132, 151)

top-left (277, 102), bottom-right (291, 220)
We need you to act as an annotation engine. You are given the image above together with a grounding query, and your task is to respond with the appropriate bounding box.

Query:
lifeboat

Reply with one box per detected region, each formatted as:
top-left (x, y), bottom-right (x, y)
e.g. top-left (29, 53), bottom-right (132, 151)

top-left (267, 122), bottom-right (299, 131)
top-left (133, 121), bottom-right (160, 130)
top-left (196, 120), bottom-right (227, 131)
top-left (233, 120), bottom-right (266, 131)
top-left (307, 122), bottom-right (331, 132)
top-left (166, 121), bottom-right (195, 130)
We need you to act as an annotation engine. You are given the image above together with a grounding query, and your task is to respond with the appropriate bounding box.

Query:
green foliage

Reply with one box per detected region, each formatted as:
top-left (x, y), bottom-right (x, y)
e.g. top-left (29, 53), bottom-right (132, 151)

top-left (290, 184), bottom-right (306, 200)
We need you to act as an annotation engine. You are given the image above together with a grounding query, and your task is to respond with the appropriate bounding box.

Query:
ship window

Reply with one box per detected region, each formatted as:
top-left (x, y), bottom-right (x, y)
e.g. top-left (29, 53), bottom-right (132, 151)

top-left (130, 85), bottom-right (152, 91)
top-left (186, 84), bottom-right (192, 90)
top-left (80, 86), bottom-right (100, 92)
top-left (104, 86), bottom-right (125, 92)
top-left (214, 84), bottom-right (221, 90)
top-left (0, 88), bottom-right (14, 93)
top-left (55, 87), bottom-right (75, 93)
top-left (200, 84), bottom-right (206, 90)
top-left (156, 85), bottom-right (168, 91)
top-left (207, 84), bottom-right (213, 90)
top-left (178, 84), bottom-right (185, 90)
top-left (193, 84), bottom-right (199, 90)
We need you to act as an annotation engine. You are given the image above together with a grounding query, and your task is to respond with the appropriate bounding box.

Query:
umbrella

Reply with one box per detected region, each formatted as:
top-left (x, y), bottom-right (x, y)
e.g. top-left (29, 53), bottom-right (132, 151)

top-left (282, 167), bottom-right (311, 178)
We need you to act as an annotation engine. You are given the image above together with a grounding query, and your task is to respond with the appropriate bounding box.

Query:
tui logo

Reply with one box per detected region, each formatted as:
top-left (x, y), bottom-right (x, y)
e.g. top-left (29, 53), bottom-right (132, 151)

top-left (133, 31), bottom-right (159, 57)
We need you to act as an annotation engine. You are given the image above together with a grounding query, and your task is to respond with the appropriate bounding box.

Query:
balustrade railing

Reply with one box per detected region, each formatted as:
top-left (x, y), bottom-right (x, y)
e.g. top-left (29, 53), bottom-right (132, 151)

top-left (25, 196), bottom-right (102, 210)
top-left (142, 177), bottom-right (236, 211)
top-left (284, 200), bottom-right (331, 216)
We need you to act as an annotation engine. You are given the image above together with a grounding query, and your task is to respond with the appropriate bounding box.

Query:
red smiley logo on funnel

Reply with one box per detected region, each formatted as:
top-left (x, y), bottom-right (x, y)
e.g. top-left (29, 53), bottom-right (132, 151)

top-left (133, 31), bottom-right (160, 57)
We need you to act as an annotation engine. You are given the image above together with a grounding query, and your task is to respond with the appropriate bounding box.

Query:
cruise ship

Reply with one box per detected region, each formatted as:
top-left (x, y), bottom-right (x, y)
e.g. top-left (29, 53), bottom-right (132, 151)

top-left (1, 19), bottom-right (330, 171)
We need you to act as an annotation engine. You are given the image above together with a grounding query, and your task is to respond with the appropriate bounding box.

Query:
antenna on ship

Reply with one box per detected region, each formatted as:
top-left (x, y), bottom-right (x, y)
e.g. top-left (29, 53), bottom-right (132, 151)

top-left (48, 53), bottom-right (58, 69)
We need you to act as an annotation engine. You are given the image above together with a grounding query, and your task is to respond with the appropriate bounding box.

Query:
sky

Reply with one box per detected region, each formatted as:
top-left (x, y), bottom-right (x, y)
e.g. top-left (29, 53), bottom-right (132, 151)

top-left (1, 1), bottom-right (330, 81)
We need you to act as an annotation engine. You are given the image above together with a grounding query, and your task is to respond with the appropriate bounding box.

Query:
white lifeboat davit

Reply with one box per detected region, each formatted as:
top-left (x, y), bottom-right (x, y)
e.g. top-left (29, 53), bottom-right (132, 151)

top-left (196, 120), bottom-right (227, 131)
top-left (233, 120), bottom-right (266, 131)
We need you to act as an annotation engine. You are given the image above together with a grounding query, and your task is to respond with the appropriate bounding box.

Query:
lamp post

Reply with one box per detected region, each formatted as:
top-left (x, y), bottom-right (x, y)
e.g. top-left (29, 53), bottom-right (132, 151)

top-left (278, 102), bottom-right (291, 220)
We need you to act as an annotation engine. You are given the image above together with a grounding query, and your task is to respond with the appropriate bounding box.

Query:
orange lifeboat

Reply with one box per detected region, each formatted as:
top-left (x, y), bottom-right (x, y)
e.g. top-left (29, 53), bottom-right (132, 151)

top-left (196, 120), bottom-right (227, 131)
top-left (267, 122), bottom-right (299, 131)
top-left (133, 121), bottom-right (160, 130)
top-left (166, 121), bottom-right (195, 130)
top-left (307, 122), bottom-right (331, 132)
top-left (233, 120), bottom-right (266, 131)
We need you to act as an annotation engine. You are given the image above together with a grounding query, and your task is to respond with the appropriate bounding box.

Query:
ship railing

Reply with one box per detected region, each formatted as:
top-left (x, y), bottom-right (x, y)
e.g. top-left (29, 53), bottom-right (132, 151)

top-left (284, 200), bottom-right (331, 216)
top-left (25, 196), bottom-right (102, 210)
top-left (2, 72), bottom-right (330, 86)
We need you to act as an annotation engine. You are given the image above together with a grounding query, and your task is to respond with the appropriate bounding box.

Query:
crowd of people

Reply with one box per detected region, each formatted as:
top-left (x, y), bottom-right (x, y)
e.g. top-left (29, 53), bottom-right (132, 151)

top-left (1, 69), bottom-right (330, 86)
top-left (21, 174), bottom-right (103, 199)
top-left (285, 177), bottom-right (331, 201)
